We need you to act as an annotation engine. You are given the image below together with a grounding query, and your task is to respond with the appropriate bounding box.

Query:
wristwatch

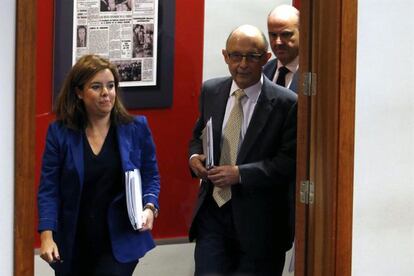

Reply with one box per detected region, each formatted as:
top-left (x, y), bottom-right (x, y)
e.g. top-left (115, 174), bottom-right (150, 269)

top-left (144, 203), bottom-right (159, 218)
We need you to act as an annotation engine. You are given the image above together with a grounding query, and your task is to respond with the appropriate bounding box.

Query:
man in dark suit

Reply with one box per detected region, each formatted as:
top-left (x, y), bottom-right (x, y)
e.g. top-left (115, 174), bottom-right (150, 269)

top-left (188, 25), bottom-right (297, 276)
top-left (264, 5), bottom-right (300, 93)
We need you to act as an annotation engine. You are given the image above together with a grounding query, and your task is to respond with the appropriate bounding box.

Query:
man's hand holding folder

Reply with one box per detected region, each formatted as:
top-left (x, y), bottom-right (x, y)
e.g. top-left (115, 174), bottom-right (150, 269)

top-left (189, 117), bottom-right (214, 179)
top-left (201, 117), bottom-right (214, 169)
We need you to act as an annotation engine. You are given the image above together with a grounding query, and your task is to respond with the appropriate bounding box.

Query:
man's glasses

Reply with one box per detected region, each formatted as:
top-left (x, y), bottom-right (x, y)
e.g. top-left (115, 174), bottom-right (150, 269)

top-left (268, 31), bottom-right (294, 40)
top-left (227, 52), bottom-right (266, 63)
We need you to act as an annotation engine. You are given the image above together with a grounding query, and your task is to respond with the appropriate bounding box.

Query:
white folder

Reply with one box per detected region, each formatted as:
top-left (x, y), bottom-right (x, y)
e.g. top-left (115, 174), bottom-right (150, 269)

top-left (125, 169), bottom-right (143, 230)
top-left (201, 117), bottom-right (214, 169)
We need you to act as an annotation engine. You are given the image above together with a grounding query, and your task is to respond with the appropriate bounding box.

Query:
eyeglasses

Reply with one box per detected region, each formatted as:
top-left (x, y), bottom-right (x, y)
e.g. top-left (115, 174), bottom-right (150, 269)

top-left (227, 52), bottom-right (266, 63)
top-left (268, 31), bottom-right (294, 40)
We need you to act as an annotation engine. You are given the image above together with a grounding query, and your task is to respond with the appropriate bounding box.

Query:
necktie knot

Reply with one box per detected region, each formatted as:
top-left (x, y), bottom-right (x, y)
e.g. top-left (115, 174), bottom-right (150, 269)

top-left (278, 66), bottom-right (290, 75)
top-left (276, 66), bottom-right (290, 87)
top-left (233, 89), bottom-right (246, 101)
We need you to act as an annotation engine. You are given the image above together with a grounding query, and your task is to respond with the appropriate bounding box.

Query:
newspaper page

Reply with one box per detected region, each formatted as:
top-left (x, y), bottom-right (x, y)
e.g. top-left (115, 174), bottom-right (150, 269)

top-left (73, 0), bottom-right (158, 87)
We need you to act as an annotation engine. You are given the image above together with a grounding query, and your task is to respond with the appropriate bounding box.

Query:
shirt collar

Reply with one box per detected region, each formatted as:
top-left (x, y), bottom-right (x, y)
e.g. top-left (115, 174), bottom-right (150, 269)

top-left (229, 76), bottom-right (263, 103)
top-left (277, 55), bottom-right (299, 73)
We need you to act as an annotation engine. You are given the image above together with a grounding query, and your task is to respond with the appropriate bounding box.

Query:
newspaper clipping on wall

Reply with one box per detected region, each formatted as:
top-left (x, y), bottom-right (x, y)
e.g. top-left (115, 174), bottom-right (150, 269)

top-left (73, 0), bottom-right (158, 87)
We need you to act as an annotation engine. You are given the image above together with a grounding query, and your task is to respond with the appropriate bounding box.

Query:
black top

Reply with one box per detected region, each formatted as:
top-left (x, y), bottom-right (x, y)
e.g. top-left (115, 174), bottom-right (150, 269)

top-left (75, 125), bottom-right (123, 255)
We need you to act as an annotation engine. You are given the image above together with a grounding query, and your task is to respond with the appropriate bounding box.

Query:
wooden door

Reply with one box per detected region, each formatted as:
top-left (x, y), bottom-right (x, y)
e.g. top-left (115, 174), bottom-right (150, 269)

top-left (14, 0), bottom-right (36, 275)
top-left (295, 0), bottom-right (357, 275)
top-left (294, 0), bottom-right (313, 274)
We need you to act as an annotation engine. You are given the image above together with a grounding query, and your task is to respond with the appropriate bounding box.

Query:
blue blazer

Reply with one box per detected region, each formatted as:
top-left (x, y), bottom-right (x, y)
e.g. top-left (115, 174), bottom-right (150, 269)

top-left (37, 116), bottom-right (160, 273)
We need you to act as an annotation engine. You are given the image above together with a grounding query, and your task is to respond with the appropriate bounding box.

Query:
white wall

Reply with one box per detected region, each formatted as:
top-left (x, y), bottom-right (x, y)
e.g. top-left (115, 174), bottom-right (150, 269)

top-left (353, 1), bottom-right (414, 275)
top-left (0, 1), bottom-right (16, 275)
top-left (203, 0), bottom-right (292, 81)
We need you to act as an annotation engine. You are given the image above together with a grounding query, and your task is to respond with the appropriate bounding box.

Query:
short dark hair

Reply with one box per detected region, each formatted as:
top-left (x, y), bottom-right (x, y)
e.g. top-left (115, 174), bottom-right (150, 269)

top-left (55, 54), bottom-right (133, 130)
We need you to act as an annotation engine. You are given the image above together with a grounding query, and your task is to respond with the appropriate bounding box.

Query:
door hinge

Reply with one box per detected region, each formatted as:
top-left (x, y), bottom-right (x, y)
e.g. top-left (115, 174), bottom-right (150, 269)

top-left (302, 72), bottom-right (317, 96)
top-left (300, 180), bottom-right (314, 204)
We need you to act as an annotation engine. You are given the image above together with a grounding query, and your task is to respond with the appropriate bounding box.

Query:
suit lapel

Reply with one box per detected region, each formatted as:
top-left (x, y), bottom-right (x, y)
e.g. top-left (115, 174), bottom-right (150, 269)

top-left (270, 59), bottom-right (277, 79)
top-left (264, 59), bottom-right (277, 80)
top-left (68, 129), bottom-right (84, 186)
top-left (116, 123), bottom-right (134, 172)
top-left (269, 58), bottom-right (299, 93)
top-left (289, 71), bottom-right (299, 93)
top-left (211, 79), bottom-right (231, 165)
top-left (237, 78), bottom-right (275, 164)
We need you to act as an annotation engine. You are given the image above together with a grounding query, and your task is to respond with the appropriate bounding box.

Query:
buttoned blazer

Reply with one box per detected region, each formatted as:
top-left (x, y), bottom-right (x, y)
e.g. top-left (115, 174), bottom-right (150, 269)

top-left (37, 116), bottom-right (160, 273)
top-left (263, 58), bottom-right (299, 93)
top-left (189, 76), bottom-right (297, 257)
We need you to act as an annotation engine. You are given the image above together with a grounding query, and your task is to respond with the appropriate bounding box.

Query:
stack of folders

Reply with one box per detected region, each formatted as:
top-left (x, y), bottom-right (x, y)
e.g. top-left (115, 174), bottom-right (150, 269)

top-left (125, 169), bottom-right (143, 230)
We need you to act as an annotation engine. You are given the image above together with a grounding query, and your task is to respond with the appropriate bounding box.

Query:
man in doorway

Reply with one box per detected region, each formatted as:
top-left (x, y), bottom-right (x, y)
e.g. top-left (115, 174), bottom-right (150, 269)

top-left (188, 25), bottom-right (297, 276)
top-left (264, 5), bottom-right (300, 93)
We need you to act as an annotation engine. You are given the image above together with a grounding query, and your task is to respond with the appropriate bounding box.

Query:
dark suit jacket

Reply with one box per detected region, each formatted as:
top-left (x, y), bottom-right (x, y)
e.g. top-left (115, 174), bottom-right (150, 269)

top-left (263, 58), bottom-right (299, 93)
top-left (189, 76), bottom-right (297, 257)
top-left (37, 116), bottom-right (160, 273)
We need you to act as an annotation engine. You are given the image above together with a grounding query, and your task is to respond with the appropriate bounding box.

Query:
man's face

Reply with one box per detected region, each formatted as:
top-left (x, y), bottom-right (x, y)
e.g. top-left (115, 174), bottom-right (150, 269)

top-left (78, 28), bottom-right (86, 40)
top-left (222, 33), bottom-right (271, 89)
top-left (267, 15), bottom-right (299, 65)
top-left (108, 0), bottom-right (116, 9)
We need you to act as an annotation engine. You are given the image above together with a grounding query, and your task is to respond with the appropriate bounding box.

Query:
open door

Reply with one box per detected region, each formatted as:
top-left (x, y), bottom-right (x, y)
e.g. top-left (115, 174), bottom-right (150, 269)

top-left (294, 0), bottom-right (313, 275)
top-left (295, 0), bottom-right (357, 275)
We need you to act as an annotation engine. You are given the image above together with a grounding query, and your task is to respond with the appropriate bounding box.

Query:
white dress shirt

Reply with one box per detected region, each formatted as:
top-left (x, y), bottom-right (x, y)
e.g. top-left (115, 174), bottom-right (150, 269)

top-left (222, 76), bottom-right (263, 145)
top-left (272, 56), bottom-right (299, 88)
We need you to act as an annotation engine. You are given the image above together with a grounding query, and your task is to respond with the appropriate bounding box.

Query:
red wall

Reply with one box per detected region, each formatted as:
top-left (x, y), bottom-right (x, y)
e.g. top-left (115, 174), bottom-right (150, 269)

top-left (293, 0), bottom-right (301, 9)
top-left (35, 0), bottom-right (204, 247)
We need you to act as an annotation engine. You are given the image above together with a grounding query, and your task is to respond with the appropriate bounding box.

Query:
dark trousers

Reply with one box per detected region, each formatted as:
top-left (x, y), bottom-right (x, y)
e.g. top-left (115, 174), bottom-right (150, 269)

top-left (194, 196), bottom-right (286, 276)
top-left (55, 225), bottom-right (138, 276)
top-left (55, 251), bottom-right (137, 276)
top-left (56, 254), bottom-right (137, 276)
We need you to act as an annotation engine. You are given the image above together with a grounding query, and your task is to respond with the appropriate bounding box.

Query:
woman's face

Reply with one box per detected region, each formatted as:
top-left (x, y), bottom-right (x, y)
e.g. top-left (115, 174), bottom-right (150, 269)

top-left (77, 69), bottom-right (116, 120)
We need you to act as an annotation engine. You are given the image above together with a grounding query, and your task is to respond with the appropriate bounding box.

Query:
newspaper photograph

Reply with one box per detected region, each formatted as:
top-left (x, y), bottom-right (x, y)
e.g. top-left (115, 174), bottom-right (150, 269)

top-left (72, 0), bottom-right (158, 87)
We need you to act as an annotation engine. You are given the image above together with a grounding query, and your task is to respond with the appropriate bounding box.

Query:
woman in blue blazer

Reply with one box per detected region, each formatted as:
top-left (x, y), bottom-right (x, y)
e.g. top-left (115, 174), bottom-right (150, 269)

top-left (37, 54), bottom-right (160, 275)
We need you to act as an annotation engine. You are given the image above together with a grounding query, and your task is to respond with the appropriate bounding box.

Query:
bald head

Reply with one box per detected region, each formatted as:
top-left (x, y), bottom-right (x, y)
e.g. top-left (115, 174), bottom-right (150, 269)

top-left (226, 25), bottom-right (268, 53)
top-left (268, 5), bottom-right (300, 26)
top-left (222, 24), bottom-right (271, 89)
top-left (267, 5), bottom-right (300, 65)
